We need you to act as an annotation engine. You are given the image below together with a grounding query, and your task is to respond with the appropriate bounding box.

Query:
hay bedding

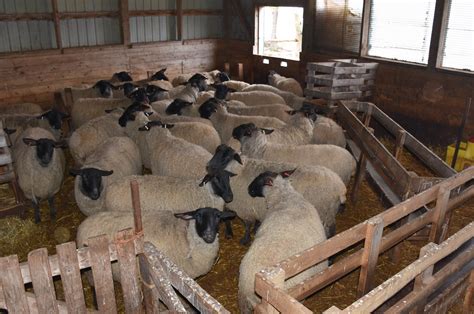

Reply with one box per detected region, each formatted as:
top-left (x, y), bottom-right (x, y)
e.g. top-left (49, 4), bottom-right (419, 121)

top-left (0, 147), bottom-right (472, 313)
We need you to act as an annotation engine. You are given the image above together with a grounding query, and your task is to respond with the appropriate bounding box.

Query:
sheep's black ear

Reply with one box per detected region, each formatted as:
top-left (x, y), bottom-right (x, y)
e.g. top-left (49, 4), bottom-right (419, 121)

top-left (99, 170), bottom-right (113, 176)
top-left (23, 138), bottom-right (38, 146)
top-left (199, 174), bottom-right (213, 187)
top-left (162, 123), bottom-right (174, 129)
top-left (260, 128), bottom-right (274, 135)
top-left (224, 171), bottom-right (237, 177)
top-left (138, 124), bottom-right (150, 131)
top-left (286, 110), bottom-right (297, 115)
top-left (4, 128), bottom-right (16, 135)
top-left (104, 109), bottom-right (114, 113)
top-left (280, 169), bottom-right (297, 178)
top-left (144, 111), bottom-right (154, 117)
top-left (174, 210), bottom-right (196, 220)
top-left (59, 112), bottom-right (70, 119)
top-left (159, 68), bottom-right (167, 73)
top-left (219, 210), bottom-right (236, 220)
top-left (264, 177), bottom-right (273, 186)
top-left (54, 140), bottom-right (68, 148)
top-left (69, 169), bottom-right (82, 176)
top-left (234, 153), bottom-right (242, 165)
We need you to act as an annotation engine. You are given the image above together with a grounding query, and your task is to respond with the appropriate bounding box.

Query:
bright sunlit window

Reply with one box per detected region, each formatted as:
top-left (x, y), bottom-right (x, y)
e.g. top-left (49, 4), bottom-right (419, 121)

top-left (367, 0), bottom-right (436, 64)
top-left (255, 6), bottom-right (304, 61)
top-left (438, 0), bottom-right (474, 72)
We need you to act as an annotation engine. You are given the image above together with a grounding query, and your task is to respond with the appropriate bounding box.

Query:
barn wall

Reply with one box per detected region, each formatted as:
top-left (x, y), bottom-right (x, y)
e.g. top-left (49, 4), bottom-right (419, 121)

top-left (0, 39), bottom-right (227, 106)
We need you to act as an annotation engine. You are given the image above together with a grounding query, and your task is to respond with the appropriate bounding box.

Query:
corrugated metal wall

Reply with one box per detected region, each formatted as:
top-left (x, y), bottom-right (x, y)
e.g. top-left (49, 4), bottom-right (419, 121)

top-left (0, 0), bottom-right (224, 53)
top-left (0, 0), bottom-right (56, 52)
top-left (58, 0), bottom-right (121, 48)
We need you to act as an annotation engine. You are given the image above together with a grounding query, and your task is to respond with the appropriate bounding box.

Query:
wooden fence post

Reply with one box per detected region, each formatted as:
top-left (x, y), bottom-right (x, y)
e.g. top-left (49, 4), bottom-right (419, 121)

top-left (0, 255), bottom-right (29, 312)
top-left (259, 267), bottom-right (285, 314)
top-left (463, 270), bottom-right (474, 314)
top-left (357, 217), bottom-right (384, 297)
top-left (411, 243), bottom-right (436, 313)
top-left (351, 126), bottom-right (374, 203)
top-left (394, 130), bottom-right (407, 160)
top-left (28, 248), bottom-right (59, 314)
top-left (429, 186), bottom-right (451, 244)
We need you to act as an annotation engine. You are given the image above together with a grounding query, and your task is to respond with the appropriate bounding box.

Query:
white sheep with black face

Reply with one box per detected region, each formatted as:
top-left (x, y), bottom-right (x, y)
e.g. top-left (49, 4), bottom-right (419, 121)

top-left (205, 145), bottom-right (346, 245)
top-left (227, 90), bottom-right (286, 107)
top-left (71, 97), bottom-right (131, 129)
top-left (268, 71), bottom-right (304, 96)
top-left (77, 207), bottom-right (236, 280)
top-left (241, 83), bottom-right (305, 109)
top-left (13, 127), bottom-right (66, 223)
top-left (235, 123), bottom-right (355, 185)
top-left (71, 136), bottom-right (142, 216)
top-left (238, 170), bottom-right (327, 313)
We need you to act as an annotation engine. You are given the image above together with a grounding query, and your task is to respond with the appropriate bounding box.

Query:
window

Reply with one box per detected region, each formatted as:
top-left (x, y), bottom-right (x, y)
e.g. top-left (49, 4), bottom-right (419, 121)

top-left (255, 6), bottom-right (303, 61)
top-left (366, 0), bottom-right (436, 64)
top-left (438, 0), bottom-right (474, 71)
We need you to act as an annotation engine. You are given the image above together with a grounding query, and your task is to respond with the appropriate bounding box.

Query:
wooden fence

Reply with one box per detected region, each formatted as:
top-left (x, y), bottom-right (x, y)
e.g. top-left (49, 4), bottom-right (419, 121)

top-left (253, 166), bottom-right (473, 313)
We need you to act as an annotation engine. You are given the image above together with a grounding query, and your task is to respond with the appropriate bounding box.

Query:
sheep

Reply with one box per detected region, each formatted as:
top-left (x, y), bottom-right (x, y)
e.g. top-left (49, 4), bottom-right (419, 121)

top-left (206, 144), bottom-right (346, 244)
top-left (239, 170), bottom-right (327, 313)
top-left (146, 79), bottom-right (174, 92)
top-left (12, 127), bottom-right (66, 223)
top-left (241, 84), bottom-right (305, 109)
top-left (227, 103), bottom-right (293, 123)
top-left (237, 123), bottom-right (356, 185)
top-left (0, 103), bottom-right (43, 115)
top-left (77, 208), bottom-right (236, 279)
top-left (198, 99), bottom-right (286, 144)
top-left (139, 121), bottom-right (212, 179)
top-left (64, 80), bottom-right (123, 103)
top-left (71, 136), bottom-right (142, 216)
top-left (167, 85), bottom-right (187, 98)
top-left (104, 171), bottom-right (234, 214)
top-left (111, 71), bottom-right (133, 83)
top-left (227, 90), bottom-right (286, 106)
top-left (174, 83), bottom-right (200, 103)
top-left (312, 114), bottom-right (347, 147)
top-left (2, 109), bottom-right (69, 143)
top-left (172, 71), bottom-right (214, 89)
top-left (71, 97), bottom-right (131, 129)
top-left (268, 71), bottom-right (304, 96)
top-left (68, 109), bottom-right (126, 166)
top-left (222, 80), bottom-right (251, 92)
top-left (163, 121), bottom-right (221, 154)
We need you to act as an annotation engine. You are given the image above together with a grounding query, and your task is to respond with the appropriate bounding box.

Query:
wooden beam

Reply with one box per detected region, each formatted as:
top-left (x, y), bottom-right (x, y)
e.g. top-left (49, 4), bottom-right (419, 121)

top-left (119, 0), bottom-right (131, 47)
top-left (129, 9), bottom-right (223, 17)
top-left (428, 0), bottom-right (447, 69)
top-left (231, 0), bottom-right (252, 39)
top-left (176, 0), bottom-right (183, 41)
top-left (59, 11), bottom-right (119, 19)
top-left (51, 0), bottom-right (62, 51)
top-left (0, 13), bottom-right (52, 21)
top-left (360, 0), bottom-right (371, 56)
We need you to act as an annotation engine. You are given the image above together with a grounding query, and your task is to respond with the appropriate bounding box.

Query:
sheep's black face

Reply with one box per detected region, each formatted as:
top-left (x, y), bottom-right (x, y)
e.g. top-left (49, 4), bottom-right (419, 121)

top-left (145, 85), bottom-right (167, 102)
top-left (174, 207), bottom-right (236, 243)
top-left (200, 170), bottom-right (236, 203)
top-left (198, 99), bottom-right (219, 119)
top-left (248, 170), bottom-right (296, 197)
top-left (23, 138), bottom-right (66, 167)
top-left (37, 109), bottom-right (69, 130)
top-left (118, 103), bottom-right (151, 127)
top-left (122, 83), bottom-right (138, 97)
top-left (114, 71), bottom-right (133, 82)
top-left (150, 68), bottom-right (169, 81)
top-left (216, 72), bottom-right (230, 83)
top-left (165, 99), bottom-right (192, 115)
top-left (70, 168), bottom-right (113, 200)
top-left (214, 84), bottom-right (230, 100)
top-left (207, 144), bottom-right (242, 174)
top-left (93, 80), bottom-right (116, 98)
top-left (129, 88), bottom-right (149, 104)
top-left (232, 123), bottom-right (257, 141)
top-left (188, 73), bottom-right (208, 92)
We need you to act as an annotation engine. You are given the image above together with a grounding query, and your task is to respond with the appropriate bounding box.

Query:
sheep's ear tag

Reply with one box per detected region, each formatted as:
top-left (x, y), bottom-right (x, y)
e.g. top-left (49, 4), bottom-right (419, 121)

top-left (280, 169), bottom-right (297, 178)
top-left (286, 110), bottom-right (297, 116)
top-left (261, 128), bottom-right (274, 135)
top-left (264, 178), bottom-right (273, 186)
top-left (163, 124), bottom-right (174, 129)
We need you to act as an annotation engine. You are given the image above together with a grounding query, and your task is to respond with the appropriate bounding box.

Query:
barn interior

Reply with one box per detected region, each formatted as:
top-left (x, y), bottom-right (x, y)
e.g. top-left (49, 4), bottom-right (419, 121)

top-left (0, 0), bottom-right (473, 313)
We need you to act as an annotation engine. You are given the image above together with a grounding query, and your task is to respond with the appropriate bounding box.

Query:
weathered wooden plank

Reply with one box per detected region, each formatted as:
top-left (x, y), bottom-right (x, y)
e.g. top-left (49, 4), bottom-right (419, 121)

top-left (87, 235), bottom-right (117, 313)
top-left (0, 255), bottom-right (29, 313)
top-left (429, 186), bottom-right (451, 243)
top-left (28, 248), bottom-right (59, 314)
top-left (56, 241), bottom-right (87, 314)
top-left (115, 229), bottom-right (142, 314)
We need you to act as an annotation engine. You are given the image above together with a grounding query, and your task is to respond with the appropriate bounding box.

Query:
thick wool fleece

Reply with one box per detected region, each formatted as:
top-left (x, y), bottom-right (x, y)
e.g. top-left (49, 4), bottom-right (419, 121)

top-left (268, 73), bottom-right (304, 96)
top-left (241, 84), bottom-right (306, 109)
top-left (228, 91), bottom-right (286, 107)
top-left (227, 103), bottom-right (293, 123)
top-left (312, 115), bottom-right (346, 148)
top-left (222, 80), bottom-right (251, 92)
top-left (238, 176), bottom-right (327, 313)
top-left (13, 127), bottom-right (65, 201)
top-left (71, 97), bottom-right (131, 129)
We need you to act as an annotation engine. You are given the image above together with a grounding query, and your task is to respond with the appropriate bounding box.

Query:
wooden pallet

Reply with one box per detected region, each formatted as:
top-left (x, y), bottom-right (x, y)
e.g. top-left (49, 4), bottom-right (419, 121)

top-left (254, 167), bottom-right (474, 313)
top-left (0, 122), bottom-right (26, 219)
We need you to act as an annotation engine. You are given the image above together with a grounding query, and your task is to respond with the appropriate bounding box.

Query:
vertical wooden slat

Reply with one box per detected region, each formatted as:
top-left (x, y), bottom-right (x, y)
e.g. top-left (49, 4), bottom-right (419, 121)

top-left (0, 255), bottom-right (29, 313)
top-left (357, 217), bottom-right (384, 297)
top-left (139, 254), bottom-right (161, 314)
top-left (115, 229), bottom-right (142, 314)
top-left (429, 186), bottom-right (451, 243)
top-left (412, 243), bottom-right (436, 314)
top-left (359, 0), bottom-right (371, 56)
top-left (64, 87), bottom-right (74, 110)
top-left (230, 0), bottom-right (251, 40)
top-left (28, 248), bottom-right (59, 314)
top-left (351, 126), bottom-right (374, 203)
top-left (428, 0), bottom-right (447, 68)
top-left (238, 62), bottom-right (243, 81)
top-left (51, 0), bottom-right (62, 50)
top-left (119, 0), bottom-right (130, 46)
top-left (88, 234), bottom-right (117, 313)
top-left (463, 270), bottom-right (474, 314)
top-left (394, 130), bottom-right (407, 160)
top-left (224, 62), bottom-right (230, 74)
top-left (176, 0), bottom-right (182, 40)
top-left (56, 241), bottom-right (87, 314)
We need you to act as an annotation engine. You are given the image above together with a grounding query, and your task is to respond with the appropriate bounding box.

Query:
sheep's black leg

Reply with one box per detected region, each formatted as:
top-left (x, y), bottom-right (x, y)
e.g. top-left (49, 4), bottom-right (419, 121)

top-left (240, 220), bottom-right (252, 246)
top-left (224, 220), bottom-right (233, 239)
top-left (337, 203), bottom-right (346, 214)
top-left (48, 196), bottom-right (57, 221)
top-left (327, 223), bottom-right (336, 238)
top-left (32, 199), bottom-right (41, 223)
top-left (252, 220), bottom-right (261, 235)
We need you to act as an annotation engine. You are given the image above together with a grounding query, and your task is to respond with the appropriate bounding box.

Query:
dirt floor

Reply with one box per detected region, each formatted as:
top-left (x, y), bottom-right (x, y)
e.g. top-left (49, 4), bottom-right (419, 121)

top-left (0, 144), bottom-right (472, 313)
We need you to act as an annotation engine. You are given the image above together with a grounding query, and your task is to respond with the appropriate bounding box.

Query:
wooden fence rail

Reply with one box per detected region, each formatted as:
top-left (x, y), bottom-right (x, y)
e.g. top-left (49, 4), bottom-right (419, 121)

top-left (254, 166), bottom-right (473, 313)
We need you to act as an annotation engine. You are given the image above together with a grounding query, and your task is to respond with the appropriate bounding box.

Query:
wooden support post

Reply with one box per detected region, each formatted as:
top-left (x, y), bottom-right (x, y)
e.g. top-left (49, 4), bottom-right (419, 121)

top-left (357, 217), bottom-right (384, 297)
top-left (351, 127), bottom-right (374, 203)
top-left (51, 0), bottom-right (62, 51)
top-left (258, 267), bottom-right (285, 314)
top-left (64, 88), bottom-right (74, 111)
top-left (231, 0), bottom-right (252, 40)
top-left (363, 104), bottom-right (373, 127)
top-left (0, 255), bottom-right (29, 312)
top-left (429, 186), bottom-right (451, 244)
top-left (411, 243), bottom-right (436, 314)
top-left (238, 63), bottom-right (244, 81)
top-left (176, 0), bottom-right (183, 41)
top-left (224, 62), bottom-right (230, 75)
top-left (394, 130), bottom-right (407, 160)
top-left (119, 0), bottom-right (130, 47)
top-left (139, 255), bottom-right (161, 313)
top-left (463, 270), bottom-right (474, 314)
